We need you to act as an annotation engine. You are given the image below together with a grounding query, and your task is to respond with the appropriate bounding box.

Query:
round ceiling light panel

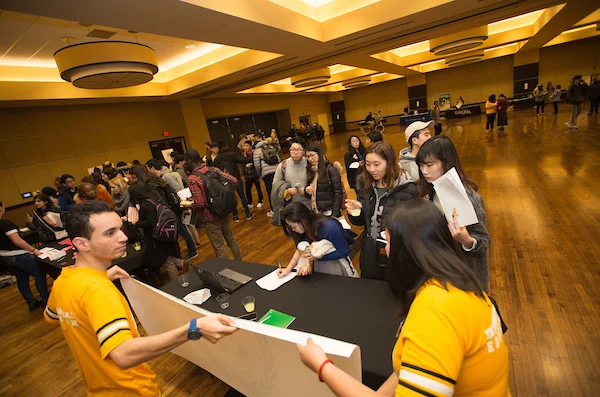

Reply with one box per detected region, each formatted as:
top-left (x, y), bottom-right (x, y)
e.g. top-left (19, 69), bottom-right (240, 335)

top-left (445, 52), bottom-right (485, 67)
top-left (291, 68), bottom-right (331, 88)
top-left (342, 77), bottom-right (371, 89)
top-left (54, 41), bottom-right (159, 89)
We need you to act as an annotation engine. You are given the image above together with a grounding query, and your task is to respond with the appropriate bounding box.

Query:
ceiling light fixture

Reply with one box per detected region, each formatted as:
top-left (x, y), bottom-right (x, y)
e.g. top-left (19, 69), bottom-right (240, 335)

top-left (445, 52), bottom-right (485, 67)
top-left (430, 36), bottom-right (488, 56)
top-left (291, 68), bottom-right (331, 88)
top-left (343, 77), bottom-right (371, 89)
top-left (54, 41), bottom-right (158, 89)
top-left (186, 44), bottom-right (196, 49)
top-left (300, 0), bottom-right (334, 7)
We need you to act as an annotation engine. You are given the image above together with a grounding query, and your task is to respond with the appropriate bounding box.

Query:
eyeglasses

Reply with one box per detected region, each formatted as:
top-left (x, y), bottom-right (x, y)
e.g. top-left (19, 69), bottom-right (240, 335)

top-left (290, 148), bottom-right (304, 152)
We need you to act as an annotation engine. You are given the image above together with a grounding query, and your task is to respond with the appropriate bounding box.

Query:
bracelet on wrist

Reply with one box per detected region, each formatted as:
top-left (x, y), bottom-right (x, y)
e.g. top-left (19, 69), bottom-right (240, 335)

top-left (318, 359), bottom-right (334, 382)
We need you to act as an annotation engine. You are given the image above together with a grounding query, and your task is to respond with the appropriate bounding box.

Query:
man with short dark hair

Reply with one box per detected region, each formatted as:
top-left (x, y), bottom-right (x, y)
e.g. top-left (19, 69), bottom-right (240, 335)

top-left (171, 153), bottom-right (188, 185)
top-left (399, 120), bottom-right (433, 181)
top-left (365, 131), bottom-right (383, 147)
top-left (147, 159), bottom-right (198, 259)
top-left (185, 150), bottom-right (242, 259)
top-left (44, 201), bottom-right (236, 395)
top-left (272, 137), bottom-right (310, 209)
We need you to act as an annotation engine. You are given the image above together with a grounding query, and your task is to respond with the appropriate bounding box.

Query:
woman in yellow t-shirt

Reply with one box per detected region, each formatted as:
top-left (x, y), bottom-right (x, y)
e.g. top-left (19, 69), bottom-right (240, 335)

top-left (297, 199), bottom-right (511, 396)
top-left (485, 94), bottom-right (498, 133)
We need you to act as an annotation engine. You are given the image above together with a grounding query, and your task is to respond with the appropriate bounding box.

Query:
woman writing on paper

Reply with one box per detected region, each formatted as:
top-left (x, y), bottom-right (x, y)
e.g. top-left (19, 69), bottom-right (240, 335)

top-left (25, 193), bottom-right (65, 242)
top-left (416, 136), bottom-right (491, 291)
top-left (296, 200), bottom-right (510, 396)
top-left (277, 202), bottom-right (357, 278)
top-left (345, 142), bottom-right (417, 280)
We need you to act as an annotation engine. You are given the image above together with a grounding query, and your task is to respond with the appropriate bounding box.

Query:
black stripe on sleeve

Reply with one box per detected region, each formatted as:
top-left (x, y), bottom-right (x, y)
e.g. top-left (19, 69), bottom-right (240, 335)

top-left (398, 380), bottom-right (437, 397)
top-left (99, 328), bottom-right (130, 348)
top-left (401, 362), bottom-right (456, 385)
top-left (96, 317), bottom-right (128, 335)
top-left (47, 307), bottom-right (58, 316)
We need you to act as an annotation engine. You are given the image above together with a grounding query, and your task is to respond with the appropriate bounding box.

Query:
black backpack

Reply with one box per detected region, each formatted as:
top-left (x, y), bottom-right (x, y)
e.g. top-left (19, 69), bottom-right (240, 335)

top-left (261, 143), bottom-right (280, 165)
top-left (193, 168), bottom-right (237, 217)
top-left (147, 199), bottom-right (179, 242)
top-left (159, 183), bottom-right (182, 216)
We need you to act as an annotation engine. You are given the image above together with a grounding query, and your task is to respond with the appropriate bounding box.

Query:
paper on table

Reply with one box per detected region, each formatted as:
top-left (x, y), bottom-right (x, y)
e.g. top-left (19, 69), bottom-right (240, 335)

top-left (256, 268), bottom-right (297, 291)
top-left (183, 288), bottom-right (212, 305)
top-left (432, 167), bottom-right (478, 227)
top-left (177, 187), bottom-right (192, 201)
top-left (337, 216), bottom-right (352, 230)
top-left (349, 162), bottom-right (360, 169)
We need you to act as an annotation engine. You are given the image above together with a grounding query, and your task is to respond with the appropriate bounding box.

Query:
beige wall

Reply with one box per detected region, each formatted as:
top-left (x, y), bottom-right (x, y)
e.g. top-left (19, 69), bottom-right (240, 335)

top-left (426, 55), bottom-right (514, 107)
top-left (201, 94), bottom-right (332, 135)
top-left (539, 36), bottom-right (600, 89)
top-left (343, 78), bottom-right (409, 121)
top-left (0, 101), bottom-right (188, 207)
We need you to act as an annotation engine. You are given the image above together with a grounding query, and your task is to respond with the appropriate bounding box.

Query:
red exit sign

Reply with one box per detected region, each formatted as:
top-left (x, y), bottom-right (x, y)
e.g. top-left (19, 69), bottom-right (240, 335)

top-left (163, 131), bottom-right (169, 137)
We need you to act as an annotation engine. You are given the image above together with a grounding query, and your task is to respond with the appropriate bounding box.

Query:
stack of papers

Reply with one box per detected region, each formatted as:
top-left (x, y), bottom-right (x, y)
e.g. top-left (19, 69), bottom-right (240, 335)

top-left (183, 289), bottom-right (211, 305)
top-left (256, 269), bottom-right (297, 291)
top-left (38, 247), bottom-right (67, 261)
top-left (432, 167), bottom-right (478, 227)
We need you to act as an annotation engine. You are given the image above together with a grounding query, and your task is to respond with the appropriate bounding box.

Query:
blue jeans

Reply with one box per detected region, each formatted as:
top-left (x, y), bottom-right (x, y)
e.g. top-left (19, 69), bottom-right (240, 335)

top-left (177, 217), bottom-right (197, 258)
top-left (1, 254), bottom-right (49, 305)
top-left (232, 179), bottom-right (251, 218)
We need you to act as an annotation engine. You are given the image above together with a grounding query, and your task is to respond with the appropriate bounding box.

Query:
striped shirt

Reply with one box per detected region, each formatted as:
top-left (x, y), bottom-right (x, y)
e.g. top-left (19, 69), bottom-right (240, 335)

top-left (44, 267), bottom-right (158, 396)
top-left (393, 280), bottom-right (511, 396)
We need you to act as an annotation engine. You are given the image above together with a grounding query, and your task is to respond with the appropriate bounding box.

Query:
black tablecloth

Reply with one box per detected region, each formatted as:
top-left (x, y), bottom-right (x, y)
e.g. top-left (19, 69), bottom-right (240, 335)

top-left (161, 258), bottom-right (400, 389)
top-left (19, 229), bottom-right (40, 245)
top-left (399, 113), bottom-right (432, 125)
top-left (36, 239), bottom-right (146, 275)
top-left (441, 104), bottom-right (482, 119)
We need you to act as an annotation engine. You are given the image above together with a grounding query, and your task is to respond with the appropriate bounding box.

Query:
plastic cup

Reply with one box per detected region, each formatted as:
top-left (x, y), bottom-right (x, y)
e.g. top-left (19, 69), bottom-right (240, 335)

top-left (350, 208), bottom-right (361, 217)
top-left (178, 274), bottom-right (189, 288)
top-left (216, 293), bottom-right (230, 309)
top-left (241, 296), bottom-right (255, 313)
top-left (133, 242), bottom-right (141, 251)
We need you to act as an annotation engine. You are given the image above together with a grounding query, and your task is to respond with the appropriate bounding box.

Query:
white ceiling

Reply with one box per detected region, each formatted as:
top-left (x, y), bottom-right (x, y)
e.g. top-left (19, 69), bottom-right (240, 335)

top-left (0, 9), bottom-right (227, 71)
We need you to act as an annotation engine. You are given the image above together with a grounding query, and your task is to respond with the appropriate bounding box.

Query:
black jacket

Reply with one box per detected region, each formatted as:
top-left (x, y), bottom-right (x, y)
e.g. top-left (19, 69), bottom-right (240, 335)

top-left (344, 149), bottom-right (364, 190)
top-left (349, 175), bottom-right (418, 280)
top-left (214, 152), bottom-right (241, 179)
top-left (239, 152), bottom-right (259, 180)
top-left (311, 164), bottom-right (344, 218)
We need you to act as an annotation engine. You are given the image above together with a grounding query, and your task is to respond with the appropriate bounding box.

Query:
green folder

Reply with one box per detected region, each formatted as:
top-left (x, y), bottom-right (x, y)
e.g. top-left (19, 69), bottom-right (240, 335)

top-left (258, 309), bottom-right (296, 329)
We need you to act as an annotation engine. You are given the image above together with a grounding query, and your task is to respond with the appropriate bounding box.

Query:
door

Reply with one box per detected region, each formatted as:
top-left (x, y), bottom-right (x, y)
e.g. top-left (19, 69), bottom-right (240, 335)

top-left (299, 115), bottom-right (311, 126)
top-left (207, 118), bottom-right (236, 152)
top-left (149, 137), bottom-right (187, 163)
top-left (330, 100), bottom-right (346, 134)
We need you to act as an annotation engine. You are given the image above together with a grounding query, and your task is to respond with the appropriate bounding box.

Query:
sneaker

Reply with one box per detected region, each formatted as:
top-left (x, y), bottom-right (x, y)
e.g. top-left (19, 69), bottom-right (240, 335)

top-left (572, 124), bottom-right (578, 129)
top-left (247, 204), bottom-right (253, 209)
top-left (257, 202), bottom-right (263, 208)
top-left (542, 112), bottom-right (545, 115)
top-left (186, 253), bottom-right (198, 261)
top-left (267, 210), bottom-right (274, 217)
top-left (565, 122), bottom-right (573, 128)
top-left (246, 213), bottom-right (254, 220)
top-left (233, 216), bottom-right (240, 222)
top-left (28, 299), bottom-right (41, 312)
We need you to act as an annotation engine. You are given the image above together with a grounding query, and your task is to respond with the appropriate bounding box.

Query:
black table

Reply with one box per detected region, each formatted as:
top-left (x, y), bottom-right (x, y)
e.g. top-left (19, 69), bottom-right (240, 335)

top-left (161, 258), bottom-right (400, 389)
top-left (399, 113), bottom-right (432, 125)
top-left (36, 239), bottom-right (146, 278)
top-left (441, 104), bottom-right (482, 119)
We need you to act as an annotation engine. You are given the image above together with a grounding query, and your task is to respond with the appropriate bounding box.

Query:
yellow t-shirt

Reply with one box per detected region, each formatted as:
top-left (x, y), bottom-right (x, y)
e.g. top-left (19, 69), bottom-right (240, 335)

top-left (393, 281), bottom-right (510, 396)
top-left (44, 267), bottom-right (159, 396)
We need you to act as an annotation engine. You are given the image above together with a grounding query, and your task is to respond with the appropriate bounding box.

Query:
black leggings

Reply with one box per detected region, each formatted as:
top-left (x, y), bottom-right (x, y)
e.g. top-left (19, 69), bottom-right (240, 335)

top-left (553, 102), bottom-right (558, 114)
top-left (536, 102), bottom-right (544, 114)
top-left (486, 114), bottom-right (496, 130)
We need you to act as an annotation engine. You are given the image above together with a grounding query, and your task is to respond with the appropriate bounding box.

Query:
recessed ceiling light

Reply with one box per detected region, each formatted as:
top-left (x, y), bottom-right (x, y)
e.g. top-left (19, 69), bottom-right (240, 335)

top-left (186, 44), bottom-right (196, 49)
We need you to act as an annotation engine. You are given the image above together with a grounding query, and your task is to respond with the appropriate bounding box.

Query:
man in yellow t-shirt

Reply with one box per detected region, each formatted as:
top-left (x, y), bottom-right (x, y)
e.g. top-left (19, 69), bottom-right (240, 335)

top-left (44, 200), bottom-right (237, 396)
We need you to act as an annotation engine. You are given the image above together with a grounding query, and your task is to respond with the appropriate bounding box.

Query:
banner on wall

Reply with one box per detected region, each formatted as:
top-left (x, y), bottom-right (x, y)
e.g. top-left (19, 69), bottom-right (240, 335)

top-left (121, 279), bottom-right (362, 397)
top-left (438, 93), bottom-right (451, 110)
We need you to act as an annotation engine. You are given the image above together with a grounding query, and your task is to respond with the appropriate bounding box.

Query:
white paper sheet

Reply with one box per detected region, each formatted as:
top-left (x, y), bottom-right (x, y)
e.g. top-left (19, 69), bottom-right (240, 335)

top-left (256, 269), bottom-right (297, 291)
top-left (432, 167), bottom-right (478, 226)
top-left (121, 278), bottom-right (361, 397)
top-left (46, 212), bottom-right (63, 228)
top-left (177, 187), bottom-right (192, 201)
top-left (161, 149), bottom-right (174, 163)
top-left (183, 288), bottom-right (212, 305)
top-left (349, 162), bottom-right (360, 169)
top-left (337, 216), bottom-right (352, 230)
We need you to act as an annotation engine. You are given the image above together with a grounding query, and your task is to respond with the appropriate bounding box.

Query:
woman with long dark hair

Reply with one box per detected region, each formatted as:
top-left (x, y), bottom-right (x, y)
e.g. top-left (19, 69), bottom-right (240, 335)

top-left (129, 183), bottom-right (185, 281)
top-left (416, 135), bottom-right (491, 291)
top-left (345, 142), bottom-right (417, 280)
top-left (277, 202), bottom-right (356, 277)
top-left (343, 135), bottom-right (365, 194)
top-left (485, 94), bottom-right (497, 132)
top-left (305, 143), bottom-right (343, 218)
top-left (296, 200), bottom-right (510, 396)
top-left (25, 193), bottom-right (64, 242)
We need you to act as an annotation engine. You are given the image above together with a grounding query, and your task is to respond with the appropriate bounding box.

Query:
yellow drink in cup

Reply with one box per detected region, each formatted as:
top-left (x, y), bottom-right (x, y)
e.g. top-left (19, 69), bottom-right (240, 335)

top-left (350, 208), bottom-right (361, 217)
top-left (242, 296), bottom-right (255, 313)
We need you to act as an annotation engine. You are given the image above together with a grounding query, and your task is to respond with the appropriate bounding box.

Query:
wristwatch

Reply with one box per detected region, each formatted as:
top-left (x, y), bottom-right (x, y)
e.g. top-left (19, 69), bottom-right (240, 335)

top-left (187, 318), bottom-right (202, 341)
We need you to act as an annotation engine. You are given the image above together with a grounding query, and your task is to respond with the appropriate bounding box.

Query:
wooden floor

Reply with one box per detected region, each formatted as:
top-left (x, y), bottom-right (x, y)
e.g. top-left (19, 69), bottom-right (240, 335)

top-left (1, 104), bottom-right (599, 396)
